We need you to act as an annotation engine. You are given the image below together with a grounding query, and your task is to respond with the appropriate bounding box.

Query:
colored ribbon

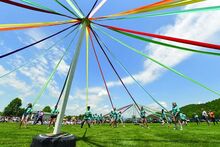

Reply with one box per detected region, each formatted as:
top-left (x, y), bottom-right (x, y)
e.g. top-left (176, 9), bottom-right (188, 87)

top-left (33, 29), bottom-right (79, 106)
top-left (95, 0), bottom-right (203, 19)
top-left (114, 30), bottom-right (220, 56)
top-left (89, 28), bottom-right (114, 109)
top-left (94, 25), bottom-right (220, 96)
top-left (91, 28), bottom-right (141, 111)
top-left (0, 0), bottom-right (74, 19)
top-left (66, 0), bottom-right (84, 18)
top-left (86, 27), bottom-right (89, 108)
top-left (0, 23), bottom-right (79, 59)
top-left (96, 5), bottom-right (220, 21)
top-left (0, 19), bottom-right (78, 32)
top-left (93, 30), bottom-right (169, 112)
top-left (98, 24), bottom-right (220, 51)
top-left (20, 0), bottom-right (56, 12)
top-left (89, 0), bottom-right (107, 18)
top-left (54, 0), bottom-right (78, 17)
top-left (0, 25), bottom-right (79, 78)
top-left (86, 0), bottom-right (98, 18)
top-left (55, 65), bottom-right (71, 108)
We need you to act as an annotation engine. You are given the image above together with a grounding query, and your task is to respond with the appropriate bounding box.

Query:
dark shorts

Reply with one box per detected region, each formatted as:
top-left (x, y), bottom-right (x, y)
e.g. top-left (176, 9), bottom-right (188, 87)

top-left (51, 115), bottom-right (57, 119)
top-left (162, 117), bottom-right (167, 121)
top-left (174, 114), bottom-right (181, 121)
top-left (202, 116), bottom-right (208, 120)
top-left (211, 117), bottom-right (216, 122)
top-left (141, 116), bottom-right (146, 119)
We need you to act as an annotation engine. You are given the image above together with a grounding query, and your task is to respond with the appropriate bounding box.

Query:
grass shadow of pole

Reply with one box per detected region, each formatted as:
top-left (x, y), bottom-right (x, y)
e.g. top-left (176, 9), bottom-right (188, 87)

top-left (76, 128), bottom-right (104, 147)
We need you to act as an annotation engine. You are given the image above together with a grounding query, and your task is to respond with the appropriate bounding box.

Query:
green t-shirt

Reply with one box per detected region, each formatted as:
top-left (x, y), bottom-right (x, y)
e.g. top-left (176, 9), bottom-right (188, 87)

top-left (161, 111), bottom-right (166, 119)
top-left (51, 109), bottom-right (59, 116)
top-left (172, 106), bottom-right (180, 116)
top-left (180, 113), bottom-right (186, 120)
top-left (84, 110), bottom-right (92, 120)
top-left (194, 115), bottom-right (199, 118)
top-left (25, 107), bottom-right (32, 114)
top-left (118, 113), bottom-right (122, 119)
top-left (140, 110), bottom-right (146, 118)
top-left (112, 111), bottom-right (118, 119)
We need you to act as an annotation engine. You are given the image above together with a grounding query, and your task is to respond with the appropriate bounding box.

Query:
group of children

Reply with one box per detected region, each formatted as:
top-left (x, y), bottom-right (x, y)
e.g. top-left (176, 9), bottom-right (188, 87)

top-left (160, 102), bottom-right (188, 130)
top-left (20, 102), bottom-right (218, 131)
top-left (195, 109), bottom-right (219, 125)
top-left (19, 103), bottom-right (59, 128)
top-left (81, 106), bottom-right (125, 128)
top-left (109, 108), bottom-right (124, 128)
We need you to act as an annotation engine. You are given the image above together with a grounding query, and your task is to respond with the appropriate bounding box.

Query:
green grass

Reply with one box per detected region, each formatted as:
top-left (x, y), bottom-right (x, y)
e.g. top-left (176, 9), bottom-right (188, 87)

top-left (0, 123), bottom-right (220, 147)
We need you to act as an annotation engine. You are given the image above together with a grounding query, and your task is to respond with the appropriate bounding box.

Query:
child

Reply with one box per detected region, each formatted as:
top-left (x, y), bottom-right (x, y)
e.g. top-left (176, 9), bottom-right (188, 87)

top-left (109, 110), bottom-right (114, 127)
top-left (81, 106), bottom-right (92, 128)
top-left (118, 111), bottom-right (125, 127)
top-left (20, 103), bottom-right (33, 128)
top-left (180, 113), bottom-right (187, 126)
top-left (48, 106), bottom-right (59, 128)
top-left (202, 109), bottom-right (210, 126)
top-left (140, 106), bottom-right (149, 128)
top-left (34, 111), bottom-right (44, 125)
top-left (161, 109), bottom-right (167, 126)
top-left (112, 108), bottom-right (118, 128)
top-left (209, 110), bottom-right (218, 125)
top-left (172, 102), bottom-right (183, 130)
top-left (194, 113), bottom-right (200, 125)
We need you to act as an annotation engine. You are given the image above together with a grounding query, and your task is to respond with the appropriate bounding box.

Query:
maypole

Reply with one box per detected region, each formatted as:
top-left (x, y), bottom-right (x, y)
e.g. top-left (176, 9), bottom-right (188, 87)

top-left (53, 23), bottom-right (86, 134)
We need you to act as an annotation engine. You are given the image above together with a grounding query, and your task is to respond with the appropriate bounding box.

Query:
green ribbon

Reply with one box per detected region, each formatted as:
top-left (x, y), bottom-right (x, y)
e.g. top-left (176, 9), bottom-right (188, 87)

top-left (0, 27), bottom-right (78, 79)
top-left (113, 30), bottom-right (220, 56)
top-left (66, 0), bottom-right (84, 18)
top-left (99, 5), bottom-right (220, 21)
top-left (93, 25), bottom-right (220, 97)
top-left (32, 27), bottom-right (80, 107)
top-left (54, 0), bottom-right (78, 17)
top-left (96, 34), bottom-right (169, 112)
top-left (20, 0), bottom-right (57, 13)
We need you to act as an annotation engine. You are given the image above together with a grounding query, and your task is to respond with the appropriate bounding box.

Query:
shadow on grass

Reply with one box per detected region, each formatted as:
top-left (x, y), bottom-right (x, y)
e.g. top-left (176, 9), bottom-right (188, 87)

top-left (76, 128), bottom-right (105, 147)
top-left (75, 129), bottom-right (220, 147)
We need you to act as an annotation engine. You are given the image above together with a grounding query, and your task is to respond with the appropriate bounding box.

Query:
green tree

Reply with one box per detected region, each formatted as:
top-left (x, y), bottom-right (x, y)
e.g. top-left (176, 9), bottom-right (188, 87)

top-left (0, 111), bottom-right (2, 116)
top-left (3, 98), bottom-right (23, 116)
top-left (43, 106), bottom-right (51, 113)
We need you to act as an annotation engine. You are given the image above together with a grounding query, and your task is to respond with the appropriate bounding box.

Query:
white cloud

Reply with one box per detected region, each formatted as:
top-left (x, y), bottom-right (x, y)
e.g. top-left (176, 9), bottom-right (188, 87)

top-left (71, 87), bottom-right (108, 105)
top-left (107, 0), bottom-right (220, 87)
top-left (57, 59), bottom-right (69, 76)
top-left (0, 65), bottom-right (34, 98)
top-left (146, 101), bottom-right (168, 111)
top-left (68, 0), bottom-right (220, 115)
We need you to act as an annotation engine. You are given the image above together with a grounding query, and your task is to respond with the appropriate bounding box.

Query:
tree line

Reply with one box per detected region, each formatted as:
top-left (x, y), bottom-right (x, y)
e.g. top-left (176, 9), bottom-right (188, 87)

top-left (0, 98), bottom-right (52, 117)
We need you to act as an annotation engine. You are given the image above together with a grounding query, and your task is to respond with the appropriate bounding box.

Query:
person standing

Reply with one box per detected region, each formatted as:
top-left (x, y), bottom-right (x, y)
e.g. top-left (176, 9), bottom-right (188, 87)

top-left (81, 106), bottom-right (92, 128)
top-left (112, 108), bottom-right (119, 128)
top-left (140, 106), bottom-right (149, 128)
top-left (118, 111), bottom-right (125, 127)
top-left (180, 113), bottom-right (187, 126)
top-left (34, 111), bottom-right (44, 125)
top-left (172, 102), bottom-right (183, 130)
top-left (202, 109), bottom-right (210, 126)
top-left (48, 106), bottom-right (59, 128)
top-left (209, 110), bottom-right (218, 125)
top-left (161, 109), bottom-right (167, 126)
top-left (20, 103), bottom-right (33, 128)
top-left (194, 113), bottom-right (200, 125)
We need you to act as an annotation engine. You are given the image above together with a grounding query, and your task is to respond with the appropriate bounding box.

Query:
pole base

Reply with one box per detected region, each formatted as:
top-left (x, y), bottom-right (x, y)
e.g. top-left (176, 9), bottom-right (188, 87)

top-left (31, 133), bottom-right (76, 147)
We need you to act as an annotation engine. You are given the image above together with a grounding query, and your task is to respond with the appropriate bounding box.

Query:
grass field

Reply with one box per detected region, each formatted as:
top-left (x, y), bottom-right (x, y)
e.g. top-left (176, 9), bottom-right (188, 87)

top-left (0, 123), bottom-right (219, 147)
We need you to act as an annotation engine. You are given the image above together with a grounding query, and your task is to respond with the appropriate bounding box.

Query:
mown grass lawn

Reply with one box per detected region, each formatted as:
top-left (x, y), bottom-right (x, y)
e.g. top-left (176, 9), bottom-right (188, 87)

top-left (0, 123), bottom-right (219, 147)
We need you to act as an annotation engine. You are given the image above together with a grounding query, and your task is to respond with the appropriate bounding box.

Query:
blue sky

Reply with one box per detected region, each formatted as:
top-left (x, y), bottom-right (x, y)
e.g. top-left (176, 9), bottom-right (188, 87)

top-left (0, 0), bottom-right (220, 115)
